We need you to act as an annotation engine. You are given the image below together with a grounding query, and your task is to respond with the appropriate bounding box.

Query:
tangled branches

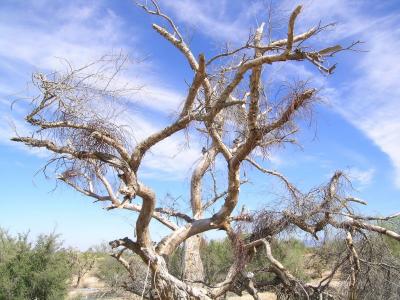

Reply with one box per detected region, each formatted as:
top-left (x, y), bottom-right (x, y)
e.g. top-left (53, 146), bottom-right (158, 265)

top-left (12, 1), bottom-right (398, 300)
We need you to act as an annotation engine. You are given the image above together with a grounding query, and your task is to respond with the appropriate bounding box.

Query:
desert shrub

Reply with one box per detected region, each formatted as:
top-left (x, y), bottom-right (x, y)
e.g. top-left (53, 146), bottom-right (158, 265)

top-left (68, 249), bottom-right (96, 287)
top-left (0, 229), bottom-right (72, 300)
top-left (272, 239), bottom-right (309, 280)
top-left (94, 237), bottom-right (310, 296)
top-left (248, 238), bottom-right (310, 288)
top-left (200, 237), bottom-right (309, 286)
top-left (380, 217), bottom-right (400, 258)
top-left (352, 219), bottom-right (400, 299)
top-left (201, 238), bottom-right (234, 285)
top-left (95, 246), bottom-right (150, 297)
top-left (168, 245), bottom-right (184, 279)
top-left (96, 254), bottom-right (128, 291)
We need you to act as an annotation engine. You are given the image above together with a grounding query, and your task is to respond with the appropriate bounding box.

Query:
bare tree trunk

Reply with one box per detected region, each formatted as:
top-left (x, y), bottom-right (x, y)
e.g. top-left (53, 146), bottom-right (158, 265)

top-left (182, 147), bottom-right (218, 285)
top-left (14, 2), bottom-right (400, 300)
top-left (183, 234), bottom-right (204, 285)
top-left (148, 254), bottom-right (211, 300)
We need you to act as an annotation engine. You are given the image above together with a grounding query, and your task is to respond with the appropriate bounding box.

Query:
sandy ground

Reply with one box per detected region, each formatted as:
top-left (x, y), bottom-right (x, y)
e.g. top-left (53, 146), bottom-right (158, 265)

top-left (67, 274), bottom-right (134, 299)
top-left (67, 275), bottom-right (276, 300)
top-left (68, 270), bottom-right (338, 299)
top-left (68, 286), bottom-right (276, 300)
top-left (227, 292), bottom-right (277, 299)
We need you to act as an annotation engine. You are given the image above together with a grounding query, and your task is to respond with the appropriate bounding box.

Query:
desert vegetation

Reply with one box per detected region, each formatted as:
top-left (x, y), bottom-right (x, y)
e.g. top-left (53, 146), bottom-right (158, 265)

top-left (1, 227), bottom-right (399, 299)
top-left (8, 1), bottom-right (400, 299)
top-left (0, 229), bottom-right (72, 300)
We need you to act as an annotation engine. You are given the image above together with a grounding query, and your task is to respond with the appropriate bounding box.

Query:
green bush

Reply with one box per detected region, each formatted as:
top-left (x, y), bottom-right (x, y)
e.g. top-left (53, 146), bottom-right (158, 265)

top-left (95, 254), bottom-right (127, 291)
top-left (168, 245), bottom-right (184, 279)
top-left (94, 245), bottom-right (151, 297)
top-left (379, 217), bottom-right (400, 258)
top-left (0, 229), bottom-right (73, 300)
top-left (199, 237), bottom-right (309, 285)
top-left (272, 239), bottom-right (309, 280)
top-left (201, 238), bottom-right (234, 284)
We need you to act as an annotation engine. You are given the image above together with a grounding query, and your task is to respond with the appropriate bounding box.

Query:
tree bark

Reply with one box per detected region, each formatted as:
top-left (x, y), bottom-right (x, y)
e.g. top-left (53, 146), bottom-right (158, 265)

top-left (183, 234), bottom-right (204, 285)
top-left (182, 147), bottom-right (218, 285)
top-left (147, 252), bottom-right (211, 300)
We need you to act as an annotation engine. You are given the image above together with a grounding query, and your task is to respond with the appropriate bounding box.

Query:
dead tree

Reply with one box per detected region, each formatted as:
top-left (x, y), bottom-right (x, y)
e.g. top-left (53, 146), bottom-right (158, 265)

top-left (69, 250), bottom-right (96, 288)
top-left (12, 2), bottom-right (400, 299)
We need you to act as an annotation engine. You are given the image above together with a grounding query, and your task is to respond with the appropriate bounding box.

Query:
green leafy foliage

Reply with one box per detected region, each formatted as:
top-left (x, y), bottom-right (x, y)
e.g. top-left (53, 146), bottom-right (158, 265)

top-left (0, 229), bottom-right (72, 300)
top-left (201, 238), bottom-right (234, 284)
top-left (95, 254), bottom-right (127, 291)
top-left (248, 238), bottom-right (310, 285)
top-left (168, 245), bottom-right (184, 279)
top-left (94, 244), bottom-right (150, 296)
top-left (379, 217), bottom-right (400, 258)
top-left (273, 239), bottom-right (309, 280)
top-left (165, 237), bottom-right (310, 286)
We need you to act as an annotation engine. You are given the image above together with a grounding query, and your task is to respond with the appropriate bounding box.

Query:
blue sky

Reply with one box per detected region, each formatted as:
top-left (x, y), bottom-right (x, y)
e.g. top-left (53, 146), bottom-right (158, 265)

top-left (0, 0), bottom-right (399, 249)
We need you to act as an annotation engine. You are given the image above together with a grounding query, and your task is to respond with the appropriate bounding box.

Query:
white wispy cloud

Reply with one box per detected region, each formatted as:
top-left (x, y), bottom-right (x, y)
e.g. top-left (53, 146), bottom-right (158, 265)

top-left (0, 114), bottom-right (49, 158)
top-left (170, 0), bottom-right (400, 188)
top-left (347, 167), bottom-right (375, 187)
top-left (163, 0), bottom-right (265, 43)
top-left (3, 0), bottom-right (399, 187)
top-left (0, 1), bottom-right (182, 108)
top-left (339, 22), bottom-right (400, 186)
top-left (116, 112), bottom-right (203, 180)
top-left (274, 0), bottom-right (400, 187)
top-left (141, 136), bottom-right (203, 181)
top-left (0, 0), bottom-right (200, 178)
top-left (0, 3), bottom-right (123, 70)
